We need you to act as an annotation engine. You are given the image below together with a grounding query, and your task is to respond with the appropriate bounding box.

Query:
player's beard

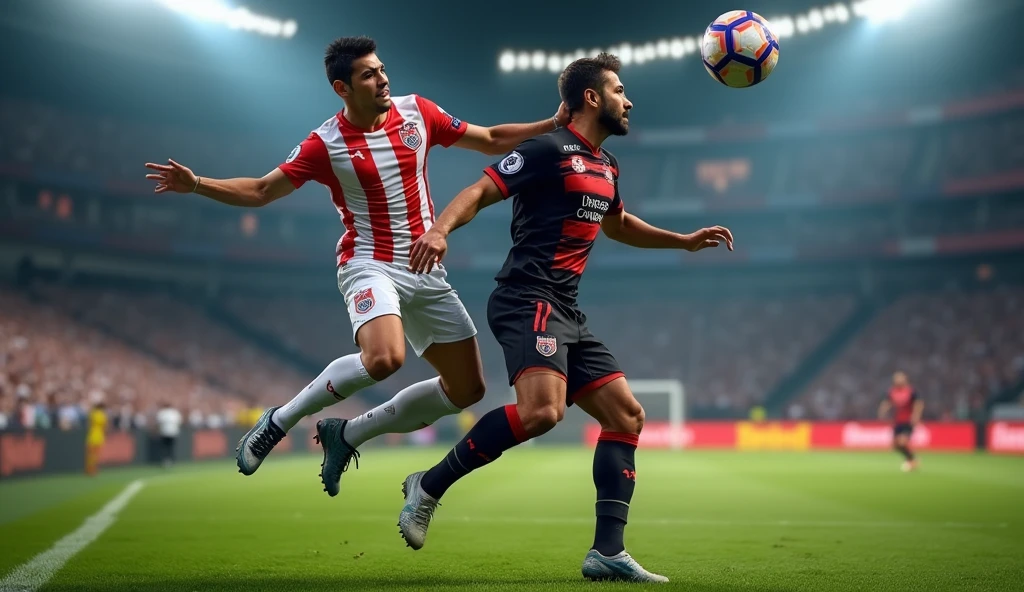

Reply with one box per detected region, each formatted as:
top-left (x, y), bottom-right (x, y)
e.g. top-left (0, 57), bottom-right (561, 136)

top-left (598, 102), bottom-right (629, 136)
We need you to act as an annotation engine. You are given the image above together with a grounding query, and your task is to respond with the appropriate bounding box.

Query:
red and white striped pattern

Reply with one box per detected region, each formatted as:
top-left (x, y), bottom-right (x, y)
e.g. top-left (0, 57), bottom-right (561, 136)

top-left (279, 94), bottom-right (463, 267)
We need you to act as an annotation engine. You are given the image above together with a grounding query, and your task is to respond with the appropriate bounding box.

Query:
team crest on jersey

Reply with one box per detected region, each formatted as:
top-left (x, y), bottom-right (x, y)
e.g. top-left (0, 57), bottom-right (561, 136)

top-left (604, 168), bottom-right (615, 184)
top-left (354, 288), bottom-right (375, 314)
top-left (536, 335), bottom-right (557, 357)
top-left (571, 156), bottom-right (586, 174)
top-left (286, 144), bottom-right (301, 163)
top-left (399, 122), bottom-right (422, 150)
top-left (499, 151), bottom-right (524, 174)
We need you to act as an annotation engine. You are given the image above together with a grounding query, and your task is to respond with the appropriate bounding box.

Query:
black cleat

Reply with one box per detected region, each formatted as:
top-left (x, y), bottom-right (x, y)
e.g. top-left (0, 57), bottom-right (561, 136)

top-left (314, 418), bottom-right (359, 497)
top-left (235, 406), bottom-right (286, 476)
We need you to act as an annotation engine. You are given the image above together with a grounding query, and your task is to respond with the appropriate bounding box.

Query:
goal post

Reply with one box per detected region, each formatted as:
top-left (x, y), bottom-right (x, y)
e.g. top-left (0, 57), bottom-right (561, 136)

top-left (507, 378), bottom-right (687, 449)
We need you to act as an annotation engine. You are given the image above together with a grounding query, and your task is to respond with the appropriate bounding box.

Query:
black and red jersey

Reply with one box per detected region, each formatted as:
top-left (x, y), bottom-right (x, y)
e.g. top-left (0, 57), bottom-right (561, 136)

top-left (888, 386), bottom-right (920, 424)
top-left (483, 124), bottom-right (622, 297)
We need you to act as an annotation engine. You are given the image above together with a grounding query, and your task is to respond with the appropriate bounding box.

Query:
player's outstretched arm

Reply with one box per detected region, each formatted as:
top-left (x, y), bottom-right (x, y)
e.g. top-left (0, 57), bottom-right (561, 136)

top-left (911, 399), bottom-right (924, 425)
top-left (878, 400), bottom-right (892, 421)
top-left (600, 209), bottom-right (734, 252)
top-left (455, 103), bottom-right (570, 156)
top-left (144, 159), bottom-right (295, 207)
top-left (408, 175), bottom-right (504, 273)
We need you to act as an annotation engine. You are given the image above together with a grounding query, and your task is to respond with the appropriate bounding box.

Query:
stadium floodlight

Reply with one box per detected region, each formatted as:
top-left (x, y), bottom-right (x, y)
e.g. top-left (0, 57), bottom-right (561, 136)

top-left (499, 51), bottom-right (516, 72)
top-left (495, 0), bottom-right (933, 73)
top-left (852, 0), bottom-right (918, 24)
top-left (156, 0), bottom-right (297, 39)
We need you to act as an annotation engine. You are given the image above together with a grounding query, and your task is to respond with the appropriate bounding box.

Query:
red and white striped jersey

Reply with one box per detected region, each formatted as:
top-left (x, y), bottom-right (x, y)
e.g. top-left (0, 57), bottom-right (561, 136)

top-left (278, 94), bottom-right (467, 267)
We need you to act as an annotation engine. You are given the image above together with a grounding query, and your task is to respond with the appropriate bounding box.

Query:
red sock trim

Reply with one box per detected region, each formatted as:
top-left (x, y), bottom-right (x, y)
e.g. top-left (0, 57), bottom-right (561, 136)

top-left (504, 404), bottom-right (529, 443)
top-left (598, 431), bottom-right (639, 447)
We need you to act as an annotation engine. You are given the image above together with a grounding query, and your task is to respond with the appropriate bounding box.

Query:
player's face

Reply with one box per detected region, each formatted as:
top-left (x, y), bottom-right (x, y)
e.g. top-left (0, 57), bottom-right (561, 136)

top-left (893, 372), bottom-right (908, 386)
top-left (598, 72), bottom-right (632, 136)
top-left (347, 53), bottom-right (391, 114)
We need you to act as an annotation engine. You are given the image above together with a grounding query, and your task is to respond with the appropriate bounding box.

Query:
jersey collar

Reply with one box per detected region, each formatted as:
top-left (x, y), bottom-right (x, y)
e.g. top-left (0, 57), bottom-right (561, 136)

top-left (336, 104), bottom-right (395, 133)
top-left (566, 123), bottom-right (601, 156)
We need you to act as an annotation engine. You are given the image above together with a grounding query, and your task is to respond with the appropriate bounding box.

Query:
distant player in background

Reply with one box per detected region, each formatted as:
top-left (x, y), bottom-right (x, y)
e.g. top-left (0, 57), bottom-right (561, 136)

top-left (85, 400), bottom-right (107, 476)
top-left (156, 401), bottom-right (183, 468)
top-left (878, 371), bottom-right (924, 472)
top-left (145, 36), bottom-right (569, 497)
top-left (397, 53), bottom-right (733, 582)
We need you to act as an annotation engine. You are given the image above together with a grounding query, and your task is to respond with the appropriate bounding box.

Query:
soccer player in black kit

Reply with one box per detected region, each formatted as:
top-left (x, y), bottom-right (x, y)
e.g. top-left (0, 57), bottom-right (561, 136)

top-left (398, 53), bottom-right (733, 583)
top-left (879, 371), bottom-right (924, 472)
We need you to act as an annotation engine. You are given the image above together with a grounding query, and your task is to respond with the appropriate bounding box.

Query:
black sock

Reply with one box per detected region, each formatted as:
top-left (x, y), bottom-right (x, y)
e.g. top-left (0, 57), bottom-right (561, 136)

top-left (899, 445), bottom-right (915, 461)
top-left (420, 405), bottom-right (528, 499)
top-left (592, 432), bottom-right (639, 556)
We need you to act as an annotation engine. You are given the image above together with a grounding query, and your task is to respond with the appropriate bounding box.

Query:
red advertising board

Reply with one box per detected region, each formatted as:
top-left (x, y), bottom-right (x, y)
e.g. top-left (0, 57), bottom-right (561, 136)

top-left (988, 422), bottom-right (1024, 454)
top-left (583, 421), bottom-right (976, 451)
top-left (584, 422), bottom-right (736, 448)
top-left (811, 422), bottom-right (975, 451)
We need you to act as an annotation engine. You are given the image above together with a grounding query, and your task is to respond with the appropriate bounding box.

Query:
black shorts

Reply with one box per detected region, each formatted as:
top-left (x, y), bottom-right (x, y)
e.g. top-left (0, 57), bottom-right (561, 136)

top-left (487, 283), bottom-right (623, 404)
top-left (893, 423), bottom-right (914, 437)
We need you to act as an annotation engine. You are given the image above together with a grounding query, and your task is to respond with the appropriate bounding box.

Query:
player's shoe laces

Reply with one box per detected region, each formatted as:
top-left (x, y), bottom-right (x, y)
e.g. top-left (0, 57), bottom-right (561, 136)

top-left (581, 549), bottom-right (669, 583)
top-left (314, 418), bottom-right (359, 497)
top-left (398, 471), bottom-right (439, 550)
top-left (235, 406), bottom-right (286, 476)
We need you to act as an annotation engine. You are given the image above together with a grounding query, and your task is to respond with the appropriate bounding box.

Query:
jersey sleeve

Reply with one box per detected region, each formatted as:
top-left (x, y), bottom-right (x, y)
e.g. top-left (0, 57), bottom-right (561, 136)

top-left (483, 137), bottom-right (557, 199)
top-left (415, 95), bottom-right (467, 148)
top-left (278, 132), bottom-right (333, 188)
top-left (607, 153), bottom-right (623, 213)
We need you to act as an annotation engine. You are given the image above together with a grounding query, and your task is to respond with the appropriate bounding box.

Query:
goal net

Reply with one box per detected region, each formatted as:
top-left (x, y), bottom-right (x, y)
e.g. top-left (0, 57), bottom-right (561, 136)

top-left (506, 379), bottom-right (686, 449)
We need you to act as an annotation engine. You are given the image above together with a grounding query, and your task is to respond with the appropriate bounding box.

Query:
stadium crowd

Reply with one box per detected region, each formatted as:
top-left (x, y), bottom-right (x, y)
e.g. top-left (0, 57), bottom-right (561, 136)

top-left (796, 288), bottom-right (1024, 422)
top-left (0, 286), bottom-right (366, 432)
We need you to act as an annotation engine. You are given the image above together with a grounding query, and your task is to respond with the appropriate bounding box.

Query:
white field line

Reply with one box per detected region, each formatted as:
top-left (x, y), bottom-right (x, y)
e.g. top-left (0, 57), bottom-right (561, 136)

top-left (0, 480), bottom-right (145, 592)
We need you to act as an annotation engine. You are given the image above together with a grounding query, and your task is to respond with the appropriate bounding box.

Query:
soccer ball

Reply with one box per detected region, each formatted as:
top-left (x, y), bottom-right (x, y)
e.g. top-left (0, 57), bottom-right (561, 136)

top-left (701, 11), bottom-right (780, 88)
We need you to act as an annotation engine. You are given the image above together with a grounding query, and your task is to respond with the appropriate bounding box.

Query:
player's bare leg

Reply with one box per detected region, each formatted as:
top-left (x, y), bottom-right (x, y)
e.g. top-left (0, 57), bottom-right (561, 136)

top-left (894, 432), bottom-right (918, 471)
top-left (319, 337), bottom-right (486, 497)
top-left (575, 377), bottom-right (668, 583)
top-left (399, 370), bottom-right (565, 549)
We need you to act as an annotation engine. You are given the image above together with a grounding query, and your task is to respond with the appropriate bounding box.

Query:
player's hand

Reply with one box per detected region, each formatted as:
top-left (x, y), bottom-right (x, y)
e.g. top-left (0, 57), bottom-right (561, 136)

top-left (409, 227), bottom-right (448, 274)
top-left (554, 101), bottom-right (570, 128)
top-left (682, 226), bottom-right (734, 252)
top-left (145, 159), bottom-right (199, 194)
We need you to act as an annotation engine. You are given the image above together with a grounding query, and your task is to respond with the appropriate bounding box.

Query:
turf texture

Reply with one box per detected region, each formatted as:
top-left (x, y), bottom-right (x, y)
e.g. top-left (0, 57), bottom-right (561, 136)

top-left (1, 448), bottom-right (1022, 591)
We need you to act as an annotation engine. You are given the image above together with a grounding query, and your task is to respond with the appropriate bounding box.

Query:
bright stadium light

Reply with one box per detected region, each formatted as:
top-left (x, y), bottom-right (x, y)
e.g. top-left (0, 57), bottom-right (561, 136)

top-left (156, 0), bottom-right (297, 38)
top-left (669, 38), bottom-right (685, 59)
top-left (499, 51), bottom-right (515, 72)
top-left (853, 0), bottom-right (919, 24)
top-left (531, 51), bottom-right (546, 70)
top-left (495, 0), bottom-right (933, 73)
top-left (835, 3), bottom-right (851, 22)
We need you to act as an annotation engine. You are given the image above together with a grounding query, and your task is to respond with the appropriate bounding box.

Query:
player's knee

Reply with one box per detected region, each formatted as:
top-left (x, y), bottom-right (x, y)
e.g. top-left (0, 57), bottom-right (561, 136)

top-left (362, 348), bottom-right (405, 380)
top-left (521, 403), bottom-right (563, 436)
top-left (601, 398), bottom-right (644, 435)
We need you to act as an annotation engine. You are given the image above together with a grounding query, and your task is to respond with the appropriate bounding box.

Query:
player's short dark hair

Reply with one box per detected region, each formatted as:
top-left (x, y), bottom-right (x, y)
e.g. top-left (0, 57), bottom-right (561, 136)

top-left (324, 36), bottom-right (377, 86)
top-left (558, 53), bottom-right (622, 115)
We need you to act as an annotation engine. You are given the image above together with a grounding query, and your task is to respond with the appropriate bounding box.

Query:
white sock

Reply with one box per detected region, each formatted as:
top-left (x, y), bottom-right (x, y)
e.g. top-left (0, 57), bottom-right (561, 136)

top-left (272, 354), bottom-right (376, 432)
top-left (343, 377), bottom-right (461, 448)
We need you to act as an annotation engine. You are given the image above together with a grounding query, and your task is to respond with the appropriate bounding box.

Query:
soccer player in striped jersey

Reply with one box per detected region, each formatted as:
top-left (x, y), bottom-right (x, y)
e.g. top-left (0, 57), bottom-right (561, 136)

top-left (144, 36), bottom-right (569, 496)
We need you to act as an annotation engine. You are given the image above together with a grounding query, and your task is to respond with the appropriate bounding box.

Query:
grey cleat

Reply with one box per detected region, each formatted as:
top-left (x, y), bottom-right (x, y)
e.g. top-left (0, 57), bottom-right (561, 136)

top-left (581, 549), bottom-right (670, 583)
top-left (314, 418), bottom-right (359, 497)
top-left (235, 406), bottom-right (286, 476)
top-left (397, 471), bottom-right (439, 550)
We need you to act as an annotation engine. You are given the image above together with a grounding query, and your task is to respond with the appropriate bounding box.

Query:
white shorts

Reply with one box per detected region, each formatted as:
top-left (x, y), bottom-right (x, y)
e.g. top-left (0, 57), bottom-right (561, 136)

top-left (337, 260), bottom-right (477, 357)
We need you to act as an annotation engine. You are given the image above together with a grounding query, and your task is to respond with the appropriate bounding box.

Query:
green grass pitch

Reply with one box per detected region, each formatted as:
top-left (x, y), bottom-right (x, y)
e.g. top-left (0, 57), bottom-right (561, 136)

top-left (1, 448), bottom-right (1022, 591)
